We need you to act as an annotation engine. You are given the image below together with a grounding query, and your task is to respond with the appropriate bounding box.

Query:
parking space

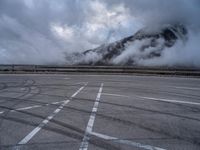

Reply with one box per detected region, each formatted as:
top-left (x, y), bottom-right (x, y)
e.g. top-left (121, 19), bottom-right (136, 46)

top-left (0, 74), bottom-right (200, 150)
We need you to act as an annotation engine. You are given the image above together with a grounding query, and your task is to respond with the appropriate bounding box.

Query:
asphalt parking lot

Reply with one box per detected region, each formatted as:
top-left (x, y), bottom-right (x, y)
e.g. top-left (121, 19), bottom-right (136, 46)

top-left (0, 74), bottom-right (200, 150)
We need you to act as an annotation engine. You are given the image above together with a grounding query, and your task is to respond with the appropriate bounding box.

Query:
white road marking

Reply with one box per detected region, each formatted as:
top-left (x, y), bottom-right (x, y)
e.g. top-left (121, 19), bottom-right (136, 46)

top-left (174, 86), bottom-right (200, 90)
top-left (17, 84), bottom-right (87, 145)
top-left (79, 83), bottom-right (103, 150)
top-left (52, 101), bottom-right (64, 104)
top-left (90, 131), bottom-right (117, 140)
top-left (90, 132), bottom-right (166, 150)
top-left (139, 96), bottom-right (200, 106)
top-left (11, 105), bottom-right (41, 112)
top-left (20, 88), bottom-right (26, 91)
top-left (102, 93), bottom-right (129, 98)
top-left (74, 82), bottom-right (89, 85)
top-left (0, 100), bottom-right (68, 116)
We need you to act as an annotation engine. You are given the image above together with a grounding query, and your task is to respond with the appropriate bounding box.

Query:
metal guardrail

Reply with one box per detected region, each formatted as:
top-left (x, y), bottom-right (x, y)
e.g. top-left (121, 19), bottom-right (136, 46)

top-left (0, 65), bottom-right (200, 76)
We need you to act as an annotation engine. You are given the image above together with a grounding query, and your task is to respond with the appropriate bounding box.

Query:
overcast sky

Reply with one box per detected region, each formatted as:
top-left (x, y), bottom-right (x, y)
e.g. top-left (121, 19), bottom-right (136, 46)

top-left (0, 0), bottom-right (200, 64)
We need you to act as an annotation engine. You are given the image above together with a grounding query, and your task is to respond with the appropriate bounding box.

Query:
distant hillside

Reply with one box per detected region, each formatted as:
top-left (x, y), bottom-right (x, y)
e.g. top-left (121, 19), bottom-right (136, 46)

top-left (66, 24), bottom-right (187, 66)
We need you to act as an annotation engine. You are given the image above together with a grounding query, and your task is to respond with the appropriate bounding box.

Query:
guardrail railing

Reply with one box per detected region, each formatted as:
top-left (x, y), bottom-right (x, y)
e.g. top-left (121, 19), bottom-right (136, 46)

top-left (0, 65), bottom-right (200, 76)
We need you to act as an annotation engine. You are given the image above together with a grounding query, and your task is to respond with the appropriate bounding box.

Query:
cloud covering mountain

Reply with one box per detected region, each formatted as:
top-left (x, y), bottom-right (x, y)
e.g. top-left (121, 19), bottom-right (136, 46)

top-left (0, 0), bottom-right (200, 67)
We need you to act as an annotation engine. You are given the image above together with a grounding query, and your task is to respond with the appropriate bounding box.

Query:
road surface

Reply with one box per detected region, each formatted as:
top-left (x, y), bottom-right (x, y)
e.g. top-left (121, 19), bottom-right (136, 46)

top-left (0, 74), bottom-right (200, 150)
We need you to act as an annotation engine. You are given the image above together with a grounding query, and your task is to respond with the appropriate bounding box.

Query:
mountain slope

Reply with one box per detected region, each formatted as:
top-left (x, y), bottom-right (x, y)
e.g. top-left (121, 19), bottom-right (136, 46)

top-left (67, 24), bottom-right (187, 66)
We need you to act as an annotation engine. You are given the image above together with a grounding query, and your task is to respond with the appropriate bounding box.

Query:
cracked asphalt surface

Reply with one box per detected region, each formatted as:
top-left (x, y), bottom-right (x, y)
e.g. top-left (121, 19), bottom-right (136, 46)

top-left (0, 74), bottom-right (200, 150)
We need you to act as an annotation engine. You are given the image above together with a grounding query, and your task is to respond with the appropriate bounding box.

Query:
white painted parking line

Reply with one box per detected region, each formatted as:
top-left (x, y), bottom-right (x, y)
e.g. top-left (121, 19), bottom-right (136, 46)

top-left (0, 100), bottom-right (66, 115)
top-left (52, 101), bottom-right (64, 104)
top-left (16, 84), bottom-right (87, 146)
top-left (90, 131), bottom-right (117, 140)
top-left (11, 105), bottom-right (41, 112)
top-left (102, 93), bottom-right (129, 98)
top-left (90, 132), bottom-right (166, 150)
top-left (79, 83), bottom-right (103, 150)
top-left (20, 88), bottom-right (26, 91)
top-left (174, 86), bottom-right (200, 90)
top-left (139, 96), bottom-right (200, 106)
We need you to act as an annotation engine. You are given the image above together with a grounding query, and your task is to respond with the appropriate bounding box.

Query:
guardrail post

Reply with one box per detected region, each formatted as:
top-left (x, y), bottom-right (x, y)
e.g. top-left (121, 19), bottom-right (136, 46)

top-left (12, 65), bottom-right (14, 72)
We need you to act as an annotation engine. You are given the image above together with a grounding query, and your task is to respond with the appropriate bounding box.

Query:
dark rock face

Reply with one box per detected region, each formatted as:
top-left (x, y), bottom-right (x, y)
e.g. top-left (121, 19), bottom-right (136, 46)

top-left (68, 24), bottom-right (187, 65)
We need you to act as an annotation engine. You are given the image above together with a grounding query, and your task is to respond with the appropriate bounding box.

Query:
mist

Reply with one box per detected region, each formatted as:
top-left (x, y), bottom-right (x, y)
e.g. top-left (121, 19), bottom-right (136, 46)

top-left (139, 30), bottom-right (200, 67)
top-left (0, 0), bottom-right (200, 67)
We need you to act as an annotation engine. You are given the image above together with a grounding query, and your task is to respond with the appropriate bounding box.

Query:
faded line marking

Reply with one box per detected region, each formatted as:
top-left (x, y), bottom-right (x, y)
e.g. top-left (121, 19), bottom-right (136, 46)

top-left (11, 105), bottom-right (41, 112)
top-left (52, 101), bottom-right (64, 105)
top-left (0, 100), bottom-right (67, 115)
top-left (102, 93), bottom-right (129, 98)
top-left (20, 88), bottom-right (26, 91)
top-left (90, 131), bottom-right (117, 140)
top-left (90, 132), bottom-right (166, 150)
top-left (73, 82), bottom-right (88, 86)
top-left (139, 96), bottom-right (200, 106)
top-left (17, 84), bottom-right (87, 146)
top-left (174, 86), bottom-right (200, 90)
top-left (79, 83), bottom-right (103, 150)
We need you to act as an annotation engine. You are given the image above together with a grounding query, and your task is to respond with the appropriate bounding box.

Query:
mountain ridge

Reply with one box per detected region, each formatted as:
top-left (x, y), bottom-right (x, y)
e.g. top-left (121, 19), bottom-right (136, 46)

top-left (66, 24), bottom-right (187, 66)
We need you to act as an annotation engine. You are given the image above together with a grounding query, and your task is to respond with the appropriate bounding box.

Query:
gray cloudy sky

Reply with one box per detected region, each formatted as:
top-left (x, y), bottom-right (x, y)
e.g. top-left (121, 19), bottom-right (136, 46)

top-left (0, 0), bottom-right (200, 65)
